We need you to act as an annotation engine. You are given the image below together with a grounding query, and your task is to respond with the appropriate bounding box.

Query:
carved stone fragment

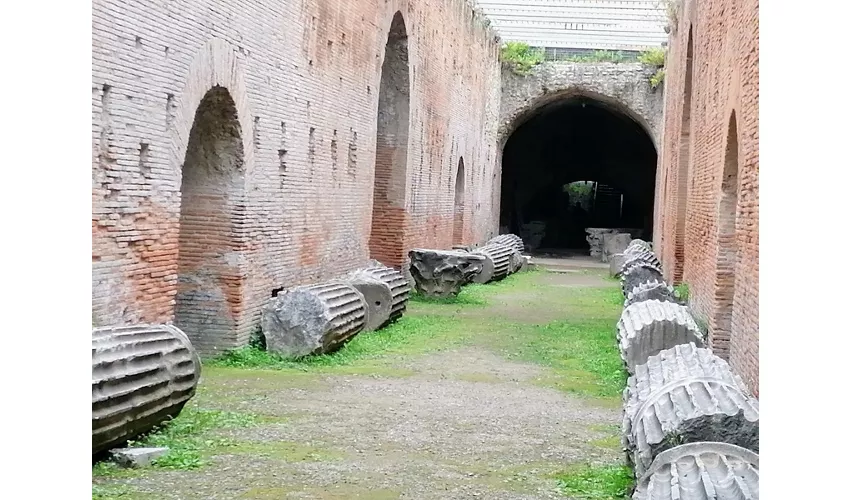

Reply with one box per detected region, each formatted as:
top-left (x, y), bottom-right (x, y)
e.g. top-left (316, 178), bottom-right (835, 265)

top-left (92, 324), bottom-right (201, 455)
top-left (408, 248), bottom-right (485, 298)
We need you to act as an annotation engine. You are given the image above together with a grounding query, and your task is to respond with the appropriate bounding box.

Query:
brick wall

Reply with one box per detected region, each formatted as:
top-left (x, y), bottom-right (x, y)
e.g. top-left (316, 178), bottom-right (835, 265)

top-left (653, 0), bottom-right (759, 395)
top-left (92, 0), bottom-right (502, 355)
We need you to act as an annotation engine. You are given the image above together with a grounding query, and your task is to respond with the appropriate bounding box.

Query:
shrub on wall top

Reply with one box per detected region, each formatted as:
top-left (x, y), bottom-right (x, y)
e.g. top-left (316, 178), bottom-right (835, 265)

top-left (500, 42), bottom-right (544, 76)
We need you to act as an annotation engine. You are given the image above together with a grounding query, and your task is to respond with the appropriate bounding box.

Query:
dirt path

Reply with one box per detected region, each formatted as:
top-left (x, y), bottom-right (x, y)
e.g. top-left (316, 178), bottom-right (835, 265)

top-left (93, 261), bottom-right (628, 500)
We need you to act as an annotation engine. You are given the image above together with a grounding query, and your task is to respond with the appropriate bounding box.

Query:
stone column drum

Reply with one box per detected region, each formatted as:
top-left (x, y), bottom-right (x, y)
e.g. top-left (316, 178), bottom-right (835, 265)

top-left (622, 343), bottom-right (760, 478)
top-left (343, 270), bottom-right (393, 332)
top-left (632, 442), bottom-right (759, 500)
top-left (487, 233), bottom-right (524, 254)
top-left (624, 281), bottom-right (680, 308)
top-left (92, 324), bottom-right (201, 455)
top-left (616, 299), bottom-right (703, 371)
top-left (261, 282), bottom-right (367, 357)
top-left (621, 261), bottom-right (664, 297)
top-left (625, 239), bottom-right (653, 254)
top-left (361, 259), bottom-right (411, 326)
top-left (472, 243), bottom-right (512, 284)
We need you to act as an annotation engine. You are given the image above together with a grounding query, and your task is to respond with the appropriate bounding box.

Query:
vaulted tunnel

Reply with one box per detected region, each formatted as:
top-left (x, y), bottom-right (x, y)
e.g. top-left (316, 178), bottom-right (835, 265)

top-left (499, 96), bottom-right (657, 254)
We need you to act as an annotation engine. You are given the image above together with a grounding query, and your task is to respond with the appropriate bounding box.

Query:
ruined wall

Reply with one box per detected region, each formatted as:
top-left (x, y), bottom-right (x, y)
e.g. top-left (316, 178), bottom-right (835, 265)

top-left (653, 0), bottom-right (759, 395)
top-left (499, 62), bottom-right (664, 147)
top-left (92, 0), bottom-right (502, 354)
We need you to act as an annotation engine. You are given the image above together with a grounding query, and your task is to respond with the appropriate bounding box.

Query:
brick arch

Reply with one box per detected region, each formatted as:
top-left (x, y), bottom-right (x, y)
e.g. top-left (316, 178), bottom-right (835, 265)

top-left (170, 38), bottom-right (255, 187)
top-left (499, 88), bottom-right (658, 153)
top-left (369, 10), bottom-right (412, 268)
top-left (169, 38), bottom-right (256, 355)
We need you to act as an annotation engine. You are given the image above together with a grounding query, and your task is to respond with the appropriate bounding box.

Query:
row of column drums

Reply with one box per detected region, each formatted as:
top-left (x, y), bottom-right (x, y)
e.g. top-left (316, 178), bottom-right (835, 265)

top-left (92, 235), bottom-right (527, 456)
top-left (92, 259), bottom-right (411, 455)
top-left (615, 240), bottom-right (759, 499)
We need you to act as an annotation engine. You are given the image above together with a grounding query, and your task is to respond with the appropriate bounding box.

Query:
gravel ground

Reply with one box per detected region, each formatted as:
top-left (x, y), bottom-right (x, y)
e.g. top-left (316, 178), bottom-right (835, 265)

top-left (95, 265), bottom-right (626, 500)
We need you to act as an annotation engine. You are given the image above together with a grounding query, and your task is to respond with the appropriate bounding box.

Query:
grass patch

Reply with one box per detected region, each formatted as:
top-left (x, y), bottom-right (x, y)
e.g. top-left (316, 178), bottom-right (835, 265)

top-left (92, 483), bottom-right (138, 499)
top-left (409, 288), bottom-right (487, 306)
top-left (93, 405), bottom-right (264, 476)
top-left (555, 464), bottom-right (634, 499)
top-left (486, 286), bottom-right (627, 401)
top-left (228, 440), bottom-right (346, 462)
top-left (208, 314), bottom-right (464, 370)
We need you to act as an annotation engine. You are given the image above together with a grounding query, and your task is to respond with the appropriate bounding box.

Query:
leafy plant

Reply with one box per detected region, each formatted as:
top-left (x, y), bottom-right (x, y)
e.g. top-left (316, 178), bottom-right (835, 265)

top-left (674, 283), bottom-right (690, 301)
top-left (500, 42), bottom-right (544, 76)
top-left (650, 68), bottom-right (666, 89)
top-left (638, 47), bottom-right (666, 67)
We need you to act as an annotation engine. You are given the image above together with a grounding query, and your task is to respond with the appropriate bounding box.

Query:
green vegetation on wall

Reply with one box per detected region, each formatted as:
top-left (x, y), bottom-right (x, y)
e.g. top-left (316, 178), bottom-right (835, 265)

top-left (562, 50), bottom-right (627, 63)
top-left (500, 42), bottom-right (544, 76)
top-left (638, 47), bottom-right (667, 89)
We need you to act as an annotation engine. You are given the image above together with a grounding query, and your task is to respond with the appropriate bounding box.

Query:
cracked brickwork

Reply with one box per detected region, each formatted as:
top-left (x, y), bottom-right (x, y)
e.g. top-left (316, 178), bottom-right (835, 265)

top-left (92, 0), bottom-right (502, 355)
top-left (653, 0), bottom-right (759, 395)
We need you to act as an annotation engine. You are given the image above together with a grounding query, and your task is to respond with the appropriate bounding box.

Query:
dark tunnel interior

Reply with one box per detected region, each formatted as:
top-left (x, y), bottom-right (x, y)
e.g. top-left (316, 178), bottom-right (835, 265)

top-left (499, 96), bottom-right (657, 254)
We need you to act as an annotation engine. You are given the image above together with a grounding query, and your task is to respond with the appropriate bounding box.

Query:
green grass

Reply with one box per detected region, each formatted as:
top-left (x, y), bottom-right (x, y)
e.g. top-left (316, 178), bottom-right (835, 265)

top-left (555, 464), bottom-right (634, 499)
top-left (208, 313), bottom-right (465, 370)
top-left (93, 406), bottom-right (264, 477)
top-left (498, 318), bottom-right (626, 400)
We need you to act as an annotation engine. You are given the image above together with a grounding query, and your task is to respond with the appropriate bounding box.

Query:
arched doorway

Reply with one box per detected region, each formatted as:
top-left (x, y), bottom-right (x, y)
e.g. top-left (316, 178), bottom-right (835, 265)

top-left (713, 112), bottom-right (740, 357)
top-left (499, 96), bottom-right (657, 255)
top-left (453, 158), bottom-right (465, 245)
top-left (175, 85), bottom-right (246, 352)
top-left (368, 11), bottom-right (410, 268)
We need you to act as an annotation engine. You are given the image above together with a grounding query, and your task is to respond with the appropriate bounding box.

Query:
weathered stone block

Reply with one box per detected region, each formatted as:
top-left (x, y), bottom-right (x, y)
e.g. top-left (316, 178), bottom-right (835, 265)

top-left (622, 249), bottom-right (662, 271)
top-left (617, 299), bottom-right (704, 372)
top-left (621, 261), bottom-right (664, 297)
top-left (261, 282), bottom-right (367, 357)
top-left (632, 442), bottom-right (759, 499)
top-left (602, 232), bottom-right (632, 263)
top-left (624, 280), bottom-right (680, 308)
top-left (111, 447), bottom-right (170, 468)
top-left (343, 270), bottom-right (393, 332)
top-left (408, 248), bottom-right (485, 298)
top-left (92, 324), bottom-right (201, 455)
top-left (609, 253), bottom-right (627, 278)
top-left (361, 260), bottom-right (411, 326)
top-left (623, 343), bottom-right (759, 478)
top-left (472, 242), bottom-right (513, 283)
